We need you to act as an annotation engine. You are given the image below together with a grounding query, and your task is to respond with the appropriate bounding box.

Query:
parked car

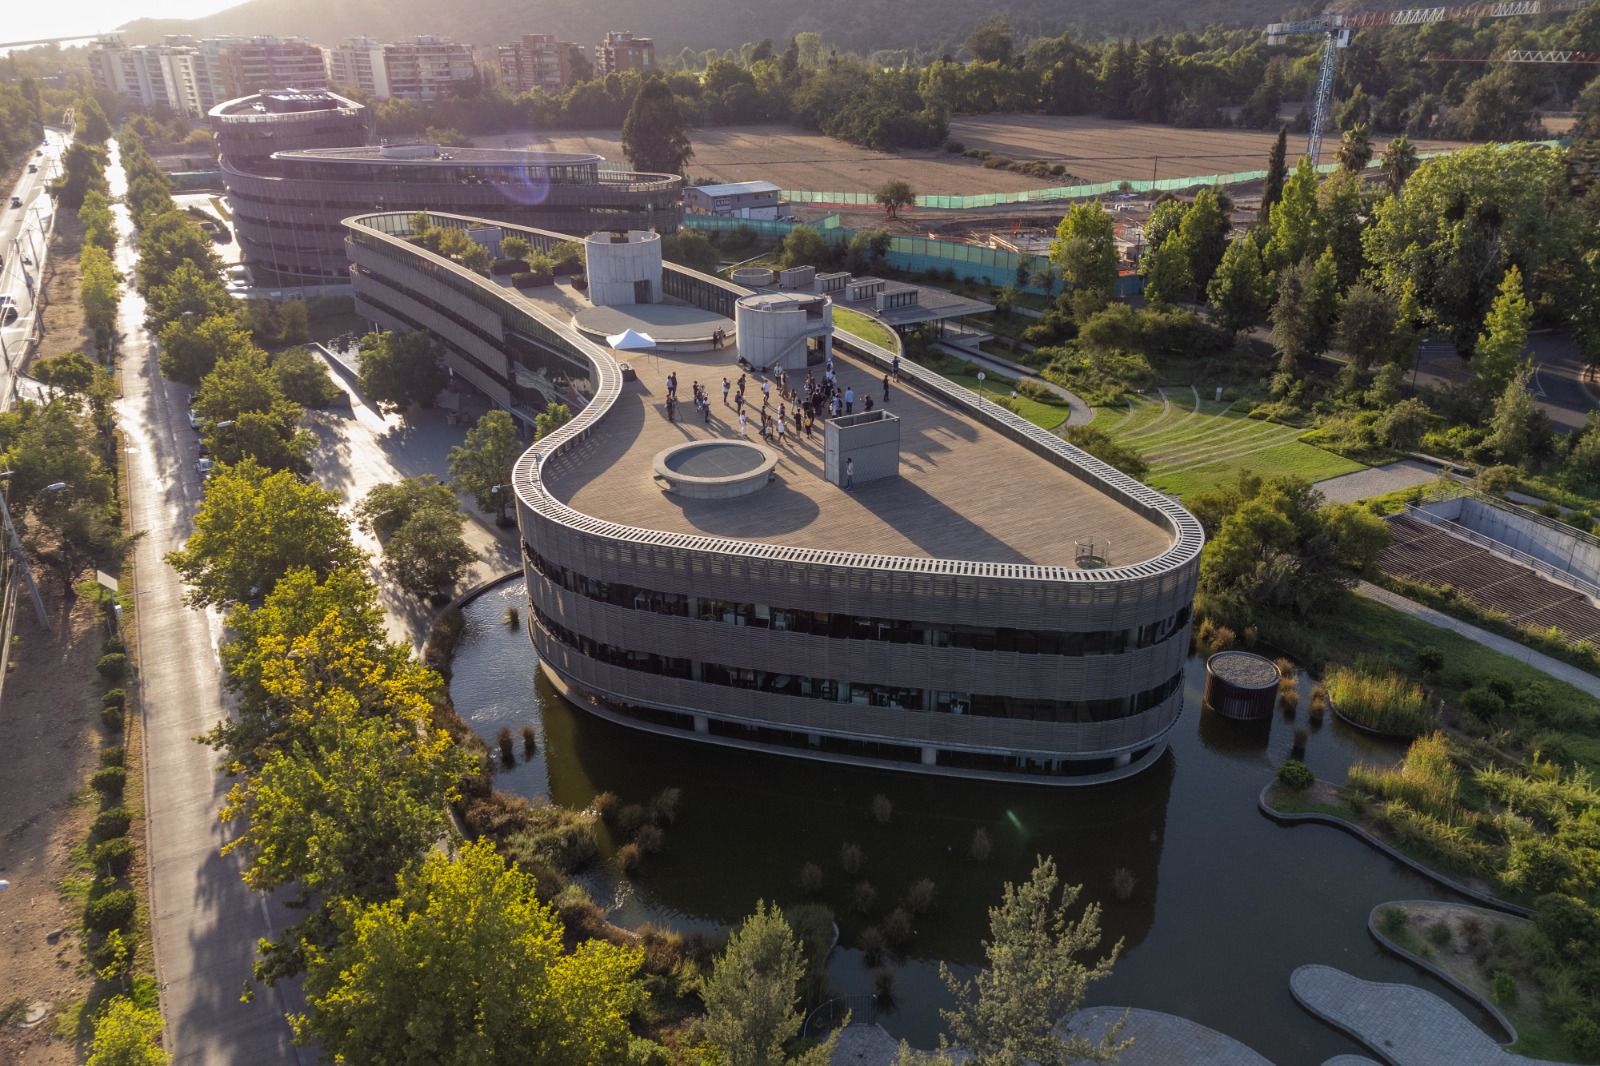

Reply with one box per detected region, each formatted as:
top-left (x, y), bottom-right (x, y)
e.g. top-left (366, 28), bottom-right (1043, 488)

top-left (0, 296), bottom-right (17, 324)
top-left (8, 196), bottom-right (20, 208)
top-left (196, 457), bottom-right (215, 479)
top-left (187, 409), bottom-right (204, 431)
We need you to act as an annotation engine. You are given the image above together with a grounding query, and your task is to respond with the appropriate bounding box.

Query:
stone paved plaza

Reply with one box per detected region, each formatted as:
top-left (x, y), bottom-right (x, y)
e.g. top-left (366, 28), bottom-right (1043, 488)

top-left (1066, 1007), bottom-right (1275, 1065)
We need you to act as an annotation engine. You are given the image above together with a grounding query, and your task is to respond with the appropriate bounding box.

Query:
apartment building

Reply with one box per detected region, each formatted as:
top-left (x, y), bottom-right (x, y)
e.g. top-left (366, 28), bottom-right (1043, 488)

top-left (89, 36), bottom-right (205, 116)
top-left (594, 31), bottom-right (656, 77)
top-left (325, 35), bottom-right (478, 101)
top-left (496, 34), bottom-right (578, 94)
top-left (195, 36), bottom-right (328, 107)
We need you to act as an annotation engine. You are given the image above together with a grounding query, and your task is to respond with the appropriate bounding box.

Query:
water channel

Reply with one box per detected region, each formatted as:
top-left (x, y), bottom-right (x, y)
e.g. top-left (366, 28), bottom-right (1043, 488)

top-left (451, 579), bottom-right (1496, 1065)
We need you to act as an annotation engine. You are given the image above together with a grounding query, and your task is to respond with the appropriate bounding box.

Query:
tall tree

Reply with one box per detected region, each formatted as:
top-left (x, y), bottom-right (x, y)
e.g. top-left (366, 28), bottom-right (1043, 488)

top-left (295, 840), bottom-right (648, 1066)
top-left (1140, 234), bottom-right (1192, 307)
top-left (166, 459), bottom-right (363, 608)
top-left (874, 179), bottom-right (915, 219)
top-left (359, 477), bottom-right (477, 598)
top-left (1270, 258), bottom-right (1317, 374)
top-left (357, 330), bottom-right (450, 416)
top-left (1051, 202), bottom-right (1118, 321)
top-left (1483, 372), bottom-right (1551, 463)
top-left (1336, 284), bottom-right (1398, 373)
top-left (622, 77), bottom-right (694, 175)
top-left (1264, 156), bottom-right (1322, 274)
top-left (1207, 238), bottom-right (1268, 334)
top-left (901, 856), bottom-right (1127, 1066)
top-left (1380, 135), bottom-right (1419, 194)
top-left (964, 15), bottom-right (1015, 64)
top-left (1308, 246), bottom-right (1341, 353)
top-left (1472, 266), bottom-right (1533, 401)
top-left (1176, 188), bottom-right (1229, 292)
top-left (1335, 123), bottom-right (1374, 174)
top-left (1261, 125), bottom-right (1290, 216)
top-left (702, 902), bottom-right (837, 1066)
top-left (448, 410), bottom-right (522, 523)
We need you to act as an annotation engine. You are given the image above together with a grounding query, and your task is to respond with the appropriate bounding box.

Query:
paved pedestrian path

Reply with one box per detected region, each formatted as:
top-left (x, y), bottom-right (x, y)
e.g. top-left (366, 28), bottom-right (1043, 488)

top-left (1356, 581), bottom-right (1600, 700)
top-left (1291, 965), bottom-right (1566, 1066)
top-left (1316, 459), bottom-right (1441, 504)
top-left (1066, 1007), bottom-right (1274, 1065)
top-left (931, 342), bottom-right (1092, 427)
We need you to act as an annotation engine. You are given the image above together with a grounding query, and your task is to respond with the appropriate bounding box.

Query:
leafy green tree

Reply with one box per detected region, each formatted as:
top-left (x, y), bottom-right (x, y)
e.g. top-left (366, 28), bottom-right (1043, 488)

top-left (77, 96), bottom-right (112, 142)
top-left (359, 477), bottom-right (476, 597)
top-left (1140, 234), bottom-right (1192, 308)
top-left (499, 235), bottom-right (532, 263)
top-left (144, 261), bottom-right (232, 333)
top-left (87, 996), bottom-right (169, 1066)
top-left (33, 351), bottom-right (99, 395)
top-left (1472, 266), bottom-right (1533, 402)
top-left (1336, 284), bottom-right (1399, 374)
top-left (1316, 169), bottom-right (1367, 289)
top-left (1378, 397), bottom-right (1432, 450)
top-left (1176, 189), bottom-right (1229, 293)
top-left (874, 179), bottom-right (916, 220)
top-left (79, 244), bottom-right (121, 352)
top-left (271, 348), bottom-right (343, 408)
top-left (296, 840), bottom-right (647, 1066)
top-left (357, 331), bottom-right (450, 416)
top-left (134, 210), bottom-right (221, 294)
top-left (702, 901), bottom-right (838, 1066)
top-left (661, 230), bottom-right (721, 274)
top-left (1308, 246), bottom-right (1341, 353)
top-left (779, 225), bottom-right (833, 269)
top-left (1335, 123), bottom-right (1374, 174)
top-left (448, 410), bottom-right (521, 523)
top-left (1270, 258), bottom-right (1317, 372)
top-left (965, 15), bottom-right (1015, 63)
top-left (1051, 202), bottom-right (1118, 321)
top-left (50, 142), bottom-right (108, 210)
top-left (1264, 157), bottom-right (1322, 274)
top-left (166, 459), bottom-right (363, 607)
top-left (1482, 374), bottom-right (1551, 464)
top-left (194, 349), bottom-right (314, 473)
top-left (158, 313), bottom-right (257, 386)
top-left (900, 856), bottom-right (1128, 1066)
top-left (1141, 200), bottom-right (1187, 255)
top-left (1207, 238), bottom-right (1268, 334)
top-left (622, 77), bottom-right (694, 174)
top-left (1363, 144), bottom-right (1570, 351)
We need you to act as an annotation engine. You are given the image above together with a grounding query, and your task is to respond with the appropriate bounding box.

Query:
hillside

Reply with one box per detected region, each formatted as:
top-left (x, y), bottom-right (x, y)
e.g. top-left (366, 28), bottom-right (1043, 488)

top-left (115, 0), bottom-right (1291, 56)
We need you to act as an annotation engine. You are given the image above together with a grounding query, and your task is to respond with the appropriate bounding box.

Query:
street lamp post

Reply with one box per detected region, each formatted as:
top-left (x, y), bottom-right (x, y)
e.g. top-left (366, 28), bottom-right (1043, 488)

top-left (976, 370), bottom-right (986, 405)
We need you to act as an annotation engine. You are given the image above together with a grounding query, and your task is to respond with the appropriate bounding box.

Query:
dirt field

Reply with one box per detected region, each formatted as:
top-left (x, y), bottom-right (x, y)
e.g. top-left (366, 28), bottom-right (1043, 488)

top-left (0, 590), bottom-right (117, 1066)
top-left (33, 211), bottom-right (93, 368)
top-left (501, 115), bottom-right (1479, 196)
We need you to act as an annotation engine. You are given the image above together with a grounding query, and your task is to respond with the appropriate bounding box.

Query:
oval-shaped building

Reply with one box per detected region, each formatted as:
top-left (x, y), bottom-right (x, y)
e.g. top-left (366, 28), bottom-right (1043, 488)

top-left (344, 210), bottom-right (1204, 785)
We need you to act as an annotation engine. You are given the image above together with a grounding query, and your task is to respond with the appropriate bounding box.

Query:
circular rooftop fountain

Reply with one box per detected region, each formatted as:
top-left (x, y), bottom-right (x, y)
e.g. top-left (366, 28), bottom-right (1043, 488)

top-left (653, 440), bottom-right (778, 499)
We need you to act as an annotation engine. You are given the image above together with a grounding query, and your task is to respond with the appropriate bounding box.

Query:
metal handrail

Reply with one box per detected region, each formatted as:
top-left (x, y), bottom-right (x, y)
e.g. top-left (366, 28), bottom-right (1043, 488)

top-left (801, 994), bottom-right (877, 1040)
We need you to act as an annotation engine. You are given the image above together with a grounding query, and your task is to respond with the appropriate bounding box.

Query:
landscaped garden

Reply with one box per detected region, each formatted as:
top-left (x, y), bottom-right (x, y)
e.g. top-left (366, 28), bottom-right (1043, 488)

top-left (831, 307), bottom-right (899, 352)
top-left (1094, 388), bottom-right (1364, 497)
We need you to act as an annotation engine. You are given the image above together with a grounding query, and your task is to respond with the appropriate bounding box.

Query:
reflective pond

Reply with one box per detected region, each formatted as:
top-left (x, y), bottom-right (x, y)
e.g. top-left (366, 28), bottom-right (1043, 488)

top-left (452, 579), bottom-right (1495, 1065)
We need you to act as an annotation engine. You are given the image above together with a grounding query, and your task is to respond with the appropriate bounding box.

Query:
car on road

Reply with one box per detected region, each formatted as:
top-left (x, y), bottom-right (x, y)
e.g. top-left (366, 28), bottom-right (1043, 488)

top-left (8, 196), bottom-right (20, 208)
top-left (27, 164), bottom-right (37, 174)
top-left (0, 296), bottom-right (16, 324)
top-left (196, 457), bottom-right (215, 478)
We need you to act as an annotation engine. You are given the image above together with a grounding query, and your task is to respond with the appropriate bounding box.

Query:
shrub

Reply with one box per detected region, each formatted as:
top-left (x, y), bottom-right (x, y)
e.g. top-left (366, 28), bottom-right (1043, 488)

top-left (1015, 379), bottom-right (1054, 402)
top-left (101, 745), bottom-right (125, 768)
top-left (1459, 688), bottom-right (1506, 723)
top-left (634, 824), bottom-right (665, 854)
top-left (799, 862), bottom-right (823, 895)
top-left (1276, 760), bottom-right (1315, 791)
top-left (102, 688), bottom-right (126, 709)
top-left (944, 140), bottom-right (964, 153)
top-left (616, 804), bottom-right (649, 837)
top-left (93, 837), bottom-right (135, 876)
top-left (883, 907), bottom-right (913, 947)
top-left (841, 843), bottom-right (864, 875)
top-left (91, 766), bottom-right (126, 798)
top-left (497, 727), bottom-right (515, 767)
top-left (521, 725), bottom-right (537, 757)
top-left (617, 843), bottom-right (642, 875)
top-left (101, 705), bottom-right (124, 731)
top-left (1417, 645), bottom-right (1444, 673)
top-left (871, 794), bottom-right (893, 824)
top-left (859, 927), bottom-right (886, 966)
top-left (854, 881), bottom-right (877, 914)
top-left (97, 653), bottom-right (128, 680)
top-left (1491, 970), bottom-right (1519, 1006)
top-left (970, 828), bottom-right (992, 862)
top-left (1563, 1015), bottom-right (1600, 1057)
top-left (873, 966), bottom-right (897, 1005)
top-left (904, 878), bottom-right (936, 914)
top-left (102, 634), bottom-right (124, 654)
top-left (92, 807), bottom-right (133, 839)
top-left (1427, 921), bottom-right (1453, 949)
top-left (1111, 867), bottom-right (1138, 900)
top-left (592, 791), bottom-right (621, 820)
top-left (649, 787), bottom-right (682, 825)
top-left (1377, 906), bottom-right (1409, 937)
top-left (84, 888), bottom-right (136, 933)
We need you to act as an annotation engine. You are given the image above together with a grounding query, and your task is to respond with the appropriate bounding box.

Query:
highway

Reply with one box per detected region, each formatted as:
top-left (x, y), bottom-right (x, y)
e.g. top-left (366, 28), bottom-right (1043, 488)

top-left (0, 126), bottom-right (65, 405)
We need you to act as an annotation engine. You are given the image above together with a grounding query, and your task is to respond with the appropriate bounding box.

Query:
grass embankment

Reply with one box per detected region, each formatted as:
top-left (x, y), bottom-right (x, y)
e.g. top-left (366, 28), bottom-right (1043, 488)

top-left (833, 307), bottom-right (898, 351)
top-left (1095, 391), bottom-right (1363, 497)
top-left (944, 371), bottom-right (1072, 430)
top-left (1371, 903), bottom-right (1577, 1061)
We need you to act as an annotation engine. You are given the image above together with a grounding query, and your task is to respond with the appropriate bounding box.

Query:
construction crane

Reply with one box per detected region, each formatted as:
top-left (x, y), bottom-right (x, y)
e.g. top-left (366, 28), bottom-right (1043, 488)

top-left (1267, 0), bottom-right (1589, 164)
top-left (1425, 47), bottom-right (1600, 61)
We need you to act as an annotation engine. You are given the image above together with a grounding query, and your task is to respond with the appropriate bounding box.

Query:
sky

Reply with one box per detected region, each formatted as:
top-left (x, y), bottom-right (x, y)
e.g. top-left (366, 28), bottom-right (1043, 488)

top-left (4, 0), bottom-right (238, 47)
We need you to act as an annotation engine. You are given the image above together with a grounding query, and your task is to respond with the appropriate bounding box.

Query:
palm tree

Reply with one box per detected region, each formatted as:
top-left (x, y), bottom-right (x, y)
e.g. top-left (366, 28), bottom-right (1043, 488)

top-left (1380, 135), bottom-right (1420, 194)
top-left (1336, 123), bottom-right (1375, 174)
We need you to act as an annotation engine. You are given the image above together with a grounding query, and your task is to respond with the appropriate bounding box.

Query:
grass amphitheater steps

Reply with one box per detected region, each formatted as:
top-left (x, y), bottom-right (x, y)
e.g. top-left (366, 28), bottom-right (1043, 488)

top-left (1382, 515), bottom-right (1600, 646)
top-left (1094, 387), bottom-right (1364, 498)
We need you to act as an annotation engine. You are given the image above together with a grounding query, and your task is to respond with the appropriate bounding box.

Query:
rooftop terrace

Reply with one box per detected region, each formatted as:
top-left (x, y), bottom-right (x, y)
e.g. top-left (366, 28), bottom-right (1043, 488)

top-left (524, 285), bottom-right (1173, 569)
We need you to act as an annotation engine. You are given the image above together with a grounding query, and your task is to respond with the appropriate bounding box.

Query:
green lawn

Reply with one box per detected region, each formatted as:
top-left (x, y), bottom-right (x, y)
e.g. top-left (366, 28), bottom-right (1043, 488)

top-left (1094, 386), bottom-right (1364, 498)
top-left (833, 308), bottom-right (898, 351)
top-left (945, 372), bottom-right (1072, 430)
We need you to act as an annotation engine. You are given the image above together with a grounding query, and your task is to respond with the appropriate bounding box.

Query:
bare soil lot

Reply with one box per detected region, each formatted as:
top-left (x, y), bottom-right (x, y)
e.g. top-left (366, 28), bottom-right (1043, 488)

top-left (503, 115), bottom-right (1478, 196)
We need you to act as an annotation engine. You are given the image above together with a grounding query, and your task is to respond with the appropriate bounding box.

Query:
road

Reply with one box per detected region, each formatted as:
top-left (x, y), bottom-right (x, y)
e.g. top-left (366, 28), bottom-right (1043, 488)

top-left (111, 139), bottom-right (308, 1066)
top-left (1, 127), bottom-right (66, 404)
top-left (1412, 333), bottom-right (1597, 433)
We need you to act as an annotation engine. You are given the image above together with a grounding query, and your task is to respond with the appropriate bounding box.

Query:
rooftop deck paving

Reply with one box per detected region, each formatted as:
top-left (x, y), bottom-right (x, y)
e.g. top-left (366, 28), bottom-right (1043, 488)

top-left (534, 294), bottom-right (1173, 569)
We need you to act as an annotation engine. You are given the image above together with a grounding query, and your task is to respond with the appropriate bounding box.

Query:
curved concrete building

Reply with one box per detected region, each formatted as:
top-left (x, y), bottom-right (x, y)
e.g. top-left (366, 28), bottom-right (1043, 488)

top-left (212, 90), bottom-right (683, 281)
top-left (344, 210), bottom-right (1204, 785)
